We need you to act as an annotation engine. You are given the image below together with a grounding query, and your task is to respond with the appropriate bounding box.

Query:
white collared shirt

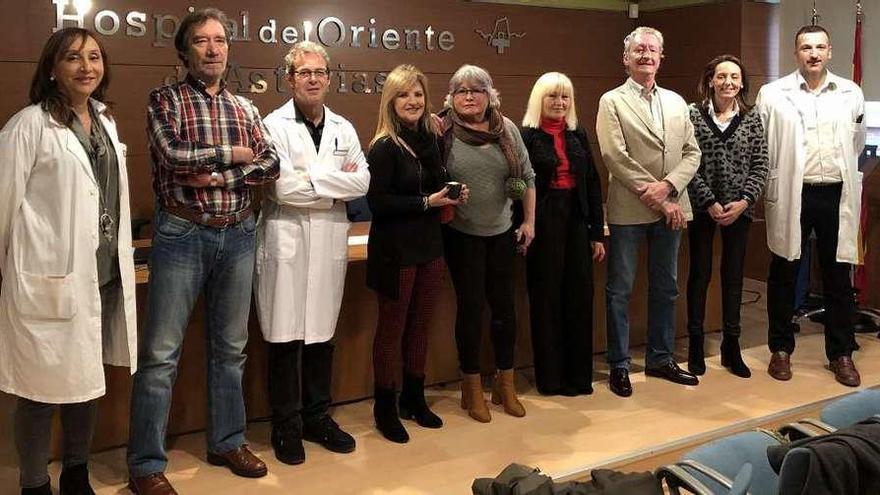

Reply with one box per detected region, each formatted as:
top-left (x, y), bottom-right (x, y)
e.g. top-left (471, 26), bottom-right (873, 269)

top-left (708, 99), bottom-right (739, 133)
top-left (795, 71), bottom-right (844, 184)
top-left (626, 77), bottom-right (664, 138)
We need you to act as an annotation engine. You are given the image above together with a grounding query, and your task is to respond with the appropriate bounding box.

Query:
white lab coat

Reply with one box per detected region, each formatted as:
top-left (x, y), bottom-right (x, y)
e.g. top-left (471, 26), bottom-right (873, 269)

top-left (255, 101), bottom-right (369, 344)
top-left (0, 102), bottom-right (137, 404)
top-left (756, 71), bottom-right (866, 263)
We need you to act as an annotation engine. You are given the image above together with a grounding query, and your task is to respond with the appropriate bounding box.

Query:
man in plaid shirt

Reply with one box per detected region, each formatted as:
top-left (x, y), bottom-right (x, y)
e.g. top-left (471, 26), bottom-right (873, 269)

top-left (127, 8), bottom-right (278, 494)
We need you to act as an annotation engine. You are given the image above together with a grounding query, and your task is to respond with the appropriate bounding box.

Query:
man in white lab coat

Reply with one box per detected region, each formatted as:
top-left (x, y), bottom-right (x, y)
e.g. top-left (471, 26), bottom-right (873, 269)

top-left (255, 41), bottom-right (370, 465)
top-left (756, 25), bottom-right (866, 387)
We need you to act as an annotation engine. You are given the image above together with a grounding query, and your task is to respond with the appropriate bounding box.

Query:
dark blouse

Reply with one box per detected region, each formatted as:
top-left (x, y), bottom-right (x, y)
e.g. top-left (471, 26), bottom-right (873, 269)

top-left (520, 126), bottom-right (604, 241)
top-left (71, 105), bottom-right (119, 286)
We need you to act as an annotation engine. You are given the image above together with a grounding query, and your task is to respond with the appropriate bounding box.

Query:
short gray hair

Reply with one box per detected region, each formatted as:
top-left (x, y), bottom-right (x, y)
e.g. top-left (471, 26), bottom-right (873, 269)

top-left (623, 26), bottom-right (664, 54)
top-left (444, 64), bottom-right (501, 109)
top-left (284, 41), bottom-right (330, 74)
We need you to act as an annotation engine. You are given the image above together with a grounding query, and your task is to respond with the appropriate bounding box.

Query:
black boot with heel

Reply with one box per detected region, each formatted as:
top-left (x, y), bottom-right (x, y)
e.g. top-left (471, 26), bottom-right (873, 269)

top-left (399, 373), bottom-right (442, 428)
top-left (374, 384), bottom-right (409, 443)
top-left (687, 335), bottom-right (706, 376)
top-left (721, 336), bottom-right (751, 378)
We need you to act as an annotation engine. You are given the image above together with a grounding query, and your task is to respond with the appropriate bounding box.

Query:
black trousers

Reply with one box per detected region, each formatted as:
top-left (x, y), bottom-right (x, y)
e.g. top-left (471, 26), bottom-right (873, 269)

top-left (526, 189), bottom-right (594, 393)
top-left (267, 341), bottom-right (334, 429)
top-left (686, 212), bottom-right (751, 338)
top-left (443, 226), bottom-right (517, 374)
top-left (767, 183), bottom-right (856, 361)
top-left (15, 398), bottom-right (98, 488)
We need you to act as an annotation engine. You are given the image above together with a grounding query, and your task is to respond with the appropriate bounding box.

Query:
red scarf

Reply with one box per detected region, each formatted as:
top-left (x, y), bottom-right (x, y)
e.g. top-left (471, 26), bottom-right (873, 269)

top-left (540, 117), bottom-right (575, 190)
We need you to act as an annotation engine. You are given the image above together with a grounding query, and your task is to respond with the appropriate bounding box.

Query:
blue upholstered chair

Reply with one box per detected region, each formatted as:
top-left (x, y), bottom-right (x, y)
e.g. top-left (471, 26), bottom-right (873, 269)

top-left (820, 389), bottom-right (880, 428)
top-left (655, 429), bottom-right (782, 495)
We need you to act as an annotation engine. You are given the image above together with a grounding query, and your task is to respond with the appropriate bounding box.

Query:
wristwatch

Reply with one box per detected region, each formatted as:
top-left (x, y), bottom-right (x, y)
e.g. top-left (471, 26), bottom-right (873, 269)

top-left (210, 171), bottom-right (221, 187)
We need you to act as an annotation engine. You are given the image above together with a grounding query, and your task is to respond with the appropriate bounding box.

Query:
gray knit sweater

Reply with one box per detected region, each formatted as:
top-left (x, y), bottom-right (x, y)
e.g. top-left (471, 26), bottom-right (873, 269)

top-left (446, 118), bottom-right (536, 237)
top-left (687, 104), bottom-right (769, 219)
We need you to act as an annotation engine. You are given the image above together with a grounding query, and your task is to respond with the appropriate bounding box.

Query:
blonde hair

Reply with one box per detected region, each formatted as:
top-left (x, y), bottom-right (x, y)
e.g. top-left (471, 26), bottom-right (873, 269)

top-left (521, 72), bottom-right (578, 130)
top-left (284, 41), bottom-right (330, 74)
top-left (370, 64), bottom-right (434, 147)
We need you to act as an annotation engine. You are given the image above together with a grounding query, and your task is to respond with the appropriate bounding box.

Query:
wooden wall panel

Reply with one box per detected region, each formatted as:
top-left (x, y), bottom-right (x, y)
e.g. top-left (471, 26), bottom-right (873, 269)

top-left (0, 0), bottom-right (762, 458)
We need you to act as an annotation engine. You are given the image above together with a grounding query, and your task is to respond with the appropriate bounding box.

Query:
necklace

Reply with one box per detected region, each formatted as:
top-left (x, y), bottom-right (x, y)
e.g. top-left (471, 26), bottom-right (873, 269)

top-left (91, 128), bottom-right (114, 243)
top-left (78, 107), bottom-right (115, 243)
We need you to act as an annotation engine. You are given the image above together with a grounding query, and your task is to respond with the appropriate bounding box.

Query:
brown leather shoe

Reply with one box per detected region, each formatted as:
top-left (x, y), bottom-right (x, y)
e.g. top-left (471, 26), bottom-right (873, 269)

top-left (207, 445), bottom-right (268, 478)
top-left (768, 351), bottom-right (792, 381)
top-left (128, 473), bottom-right (178, 495)
top-left (829, 356), bottom-right (861, 387)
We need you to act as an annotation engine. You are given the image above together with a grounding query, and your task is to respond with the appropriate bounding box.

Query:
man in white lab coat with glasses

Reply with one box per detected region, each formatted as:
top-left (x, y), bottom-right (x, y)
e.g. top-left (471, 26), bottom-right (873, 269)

top-left (255, 40), bottom-right (369, 466)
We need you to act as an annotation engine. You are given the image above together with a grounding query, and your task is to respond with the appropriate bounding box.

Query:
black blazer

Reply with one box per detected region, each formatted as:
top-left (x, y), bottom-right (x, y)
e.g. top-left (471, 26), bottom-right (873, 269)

top-left (366, 134), bottom-right (447, 298)
top-left (520, 126), bottom-right (604, 241)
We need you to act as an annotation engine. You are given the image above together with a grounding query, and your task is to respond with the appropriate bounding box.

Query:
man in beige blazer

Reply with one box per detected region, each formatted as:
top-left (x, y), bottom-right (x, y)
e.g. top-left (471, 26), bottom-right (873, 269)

top-left (596, 26), bottom-right (701, 397)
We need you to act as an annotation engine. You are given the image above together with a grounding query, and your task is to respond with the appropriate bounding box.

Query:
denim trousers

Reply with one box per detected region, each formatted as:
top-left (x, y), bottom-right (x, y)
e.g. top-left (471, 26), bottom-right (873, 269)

top-left (127, 208), bottom-right (257, 477)
top-left (606, 220), bottom-right (681, 370)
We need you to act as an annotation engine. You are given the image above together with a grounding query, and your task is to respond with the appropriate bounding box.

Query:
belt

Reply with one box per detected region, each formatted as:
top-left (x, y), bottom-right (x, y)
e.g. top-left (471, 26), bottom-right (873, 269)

top-left (803, 181), bottom-right (843, 188)
top-left (164, 205), bottom-right (253, 228)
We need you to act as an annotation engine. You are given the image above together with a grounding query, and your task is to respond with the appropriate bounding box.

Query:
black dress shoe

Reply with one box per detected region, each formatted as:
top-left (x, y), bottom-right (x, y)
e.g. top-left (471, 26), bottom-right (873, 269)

top-left (609, 368), bottom-right (632, 397)
top-left (646, 361), bottom-right (699, 386)
top-left (271, 423), bottom-right (305, 465)
top-left (303, 415), bottom-right (356, 453)
top-left (22, 482), bottom-right (52, 495)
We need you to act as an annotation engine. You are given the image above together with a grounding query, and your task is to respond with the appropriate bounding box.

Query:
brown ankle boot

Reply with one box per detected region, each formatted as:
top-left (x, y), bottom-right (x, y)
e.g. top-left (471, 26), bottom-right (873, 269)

top-left (491, 369), bottom-right (526, 417)
top-left (460, 373), bottom-right (491, 423)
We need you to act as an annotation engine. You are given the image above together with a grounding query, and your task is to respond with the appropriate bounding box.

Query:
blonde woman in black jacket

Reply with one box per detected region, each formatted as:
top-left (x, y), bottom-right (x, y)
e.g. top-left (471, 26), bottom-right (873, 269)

top-left (366, 64), bottom-right (466, 443)
top-left (521, 72), bottom-right (605, 396)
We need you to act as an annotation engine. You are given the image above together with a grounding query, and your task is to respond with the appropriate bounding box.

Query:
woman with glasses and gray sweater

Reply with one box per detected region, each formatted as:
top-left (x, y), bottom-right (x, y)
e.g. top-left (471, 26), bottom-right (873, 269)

top-left (439, 64), bottom-right (536, 423)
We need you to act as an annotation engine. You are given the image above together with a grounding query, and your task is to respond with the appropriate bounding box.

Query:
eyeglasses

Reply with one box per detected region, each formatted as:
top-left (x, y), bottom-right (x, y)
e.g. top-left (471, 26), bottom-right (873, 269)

top-left (452, 88), bottom-right (487, 98)
top-left (292, 68), bottom-right (329, 80)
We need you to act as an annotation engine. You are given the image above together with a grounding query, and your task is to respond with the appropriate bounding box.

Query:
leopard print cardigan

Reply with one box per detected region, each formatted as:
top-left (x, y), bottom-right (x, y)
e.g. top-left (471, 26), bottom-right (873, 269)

top-left (687, 103), bottom-right (769, 219)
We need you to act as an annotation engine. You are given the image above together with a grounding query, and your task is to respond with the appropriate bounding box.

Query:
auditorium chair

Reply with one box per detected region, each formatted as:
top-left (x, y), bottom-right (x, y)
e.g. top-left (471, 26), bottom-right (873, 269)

top-left (778, 388), bottom-right (880, 441)
top-left (655, 429), bottom-right (781, 495)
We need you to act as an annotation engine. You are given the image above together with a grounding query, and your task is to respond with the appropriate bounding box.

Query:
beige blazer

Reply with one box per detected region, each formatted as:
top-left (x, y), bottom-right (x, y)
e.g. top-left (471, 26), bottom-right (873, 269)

top-left (596, 81), bottom-right (701, 225)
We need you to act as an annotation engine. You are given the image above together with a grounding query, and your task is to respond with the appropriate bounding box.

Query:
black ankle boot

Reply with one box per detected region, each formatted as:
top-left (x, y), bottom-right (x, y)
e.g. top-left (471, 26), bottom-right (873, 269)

top-left (374, 385), bottom-right (409, 443)
top-left (721, 336), bottom-right (751, 378)
top-left (399, 373), bottom-right (443, 428)
top-left (22, 482), bottom-right (52, 495)
top-left (59, 463), bottom-right (95, 495)
top-left (687, 335), bottom-right (706, 376)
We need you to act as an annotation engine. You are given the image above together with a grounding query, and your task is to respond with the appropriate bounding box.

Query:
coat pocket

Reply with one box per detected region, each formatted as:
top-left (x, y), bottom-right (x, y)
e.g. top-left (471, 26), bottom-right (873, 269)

top-left (764, 175), bottom-right (778, 203)
top-left (14, 271), bottom-right (78, 320)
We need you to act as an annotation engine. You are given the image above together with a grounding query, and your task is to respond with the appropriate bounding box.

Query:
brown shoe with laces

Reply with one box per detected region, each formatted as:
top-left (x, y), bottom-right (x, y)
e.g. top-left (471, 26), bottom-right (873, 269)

top-left (829, 356), bottom-right (861, 387)
top-left (206, 445), bottom-right (268, 478)
top-left (127, 473), bottom-right (178, 495)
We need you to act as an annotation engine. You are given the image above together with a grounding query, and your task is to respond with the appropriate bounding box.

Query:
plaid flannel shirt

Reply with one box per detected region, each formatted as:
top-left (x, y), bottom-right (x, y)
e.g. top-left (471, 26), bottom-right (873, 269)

top-left (147, 75), bottom-right (279, 215)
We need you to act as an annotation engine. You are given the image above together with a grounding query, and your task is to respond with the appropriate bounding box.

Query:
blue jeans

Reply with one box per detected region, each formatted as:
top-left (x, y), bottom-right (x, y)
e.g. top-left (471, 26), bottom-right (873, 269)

top-left (606, 220), bottom-right (681, 370)
top-left (127, 209), bottom-right (256, 477)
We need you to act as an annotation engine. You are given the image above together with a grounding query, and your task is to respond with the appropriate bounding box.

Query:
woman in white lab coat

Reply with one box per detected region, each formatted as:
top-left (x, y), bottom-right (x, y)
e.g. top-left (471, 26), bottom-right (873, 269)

top-left (0, 28), bottom-right (137, 495)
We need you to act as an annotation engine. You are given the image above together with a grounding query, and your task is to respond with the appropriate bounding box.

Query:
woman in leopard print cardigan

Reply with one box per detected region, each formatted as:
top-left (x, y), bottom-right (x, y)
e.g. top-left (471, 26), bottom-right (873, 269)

top-left (686, 55), bottom-right (768, 378)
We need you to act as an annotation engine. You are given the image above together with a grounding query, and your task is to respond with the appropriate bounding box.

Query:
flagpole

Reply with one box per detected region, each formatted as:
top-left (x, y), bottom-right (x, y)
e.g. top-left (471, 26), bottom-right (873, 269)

top-left (854, 1), bottom-right (863, 86)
